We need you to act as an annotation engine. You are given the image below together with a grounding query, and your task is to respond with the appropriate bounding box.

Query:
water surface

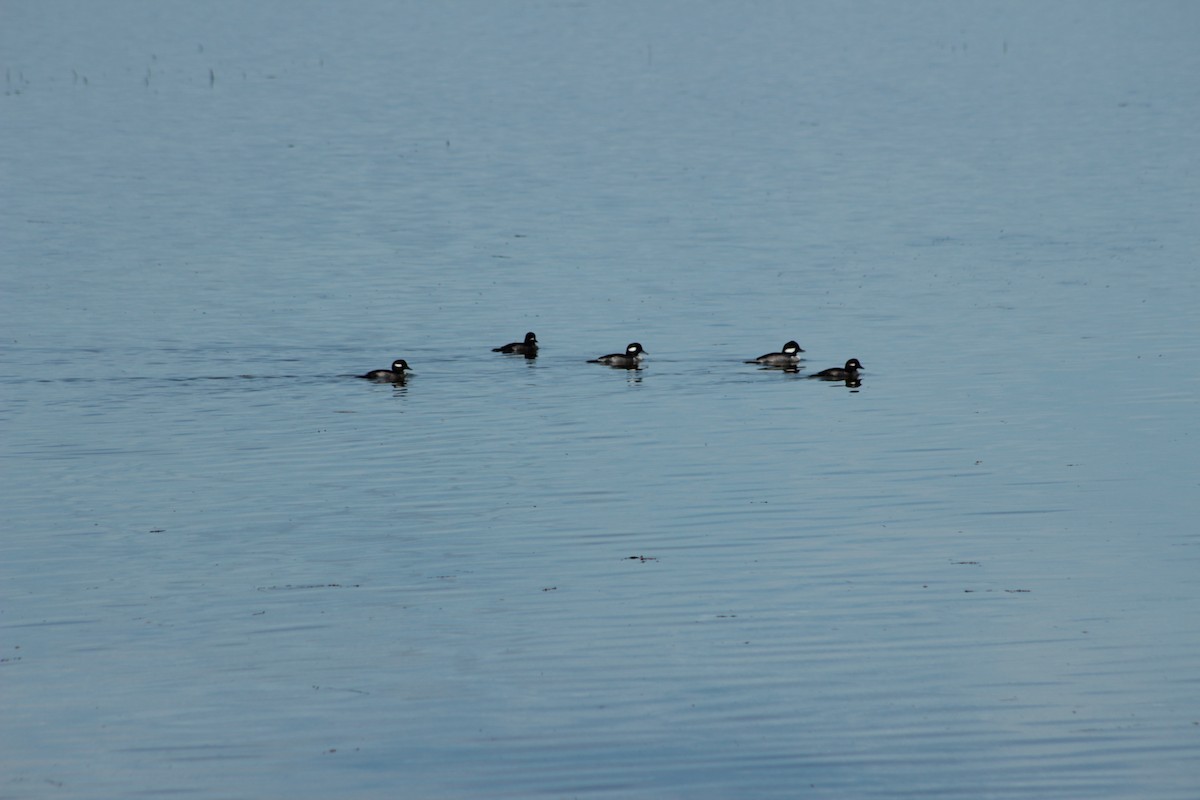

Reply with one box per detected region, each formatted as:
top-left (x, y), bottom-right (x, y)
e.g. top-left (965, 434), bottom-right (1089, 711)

top-left (2, 2), bottom-right (1199, 797)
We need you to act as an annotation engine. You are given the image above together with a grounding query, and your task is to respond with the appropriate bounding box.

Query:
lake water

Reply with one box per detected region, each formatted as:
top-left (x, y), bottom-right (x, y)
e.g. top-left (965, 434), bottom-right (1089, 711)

top-left (3, 1), bottom-right (1199, 797)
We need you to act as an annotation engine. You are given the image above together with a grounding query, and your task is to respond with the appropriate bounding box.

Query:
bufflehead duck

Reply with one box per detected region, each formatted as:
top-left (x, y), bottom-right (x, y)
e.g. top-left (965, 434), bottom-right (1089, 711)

top-left (747, 340), bottom-right (805, 367)
top-left (810, 358), bottom-right (863, 380)
top-left (492, 331), bottom-right (538, 356)
top-left (360, 359), bottom-right (411, 382)
top-left (588, 342), bottom-right (646, 368)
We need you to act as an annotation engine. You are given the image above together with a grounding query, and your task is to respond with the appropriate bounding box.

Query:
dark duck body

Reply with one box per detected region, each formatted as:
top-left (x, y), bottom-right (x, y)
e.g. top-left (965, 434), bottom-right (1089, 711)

top-left (811, 358), bottom-right (863, 380)
top-left (493, 331), bottom-right (538, 356)
top-left (747, 340), bottom-right (804, 367)
top-left (588, 342), bottom-right (646, 368)
top-left (360, 359), bottom-right (411, 382)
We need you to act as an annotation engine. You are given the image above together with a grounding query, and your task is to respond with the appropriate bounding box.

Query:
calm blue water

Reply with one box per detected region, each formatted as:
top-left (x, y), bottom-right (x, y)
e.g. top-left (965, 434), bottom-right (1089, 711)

top-left (3, 2), bottom-right (1199, 798)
